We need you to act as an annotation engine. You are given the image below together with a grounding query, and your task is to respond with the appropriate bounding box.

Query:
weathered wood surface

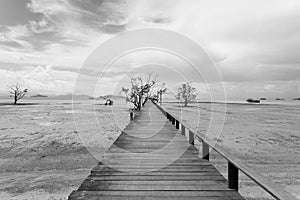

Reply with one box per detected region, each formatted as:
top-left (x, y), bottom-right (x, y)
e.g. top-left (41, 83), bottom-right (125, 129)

top-left (68, 102), bottom-right (244, 200)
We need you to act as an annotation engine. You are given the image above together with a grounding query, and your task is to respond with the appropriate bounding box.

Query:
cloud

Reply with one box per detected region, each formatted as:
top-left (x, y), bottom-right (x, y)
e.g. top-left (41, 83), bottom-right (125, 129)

top-left (219, 63), bottom-right (300, 82)
top-left (29, 18), bottom-right (54, 34)
top-left (144, 16), bottom-right (171, 24)
top-left (0, 25), bottom-right (32, 50)
top-left (27, 0), bottom-right (129, 34)
top-left (0, 62), bottom-right (26, 71)
top-left (0, 0), bottom-right (130, 55)
top-left (260, 65), bottom-right (300, 81)
top-left (0, 40), bottom-right (24, 48)
top-left (0, 65), bottom-right (76, 94)
top-left (264, 84), bottom-right (275, 90)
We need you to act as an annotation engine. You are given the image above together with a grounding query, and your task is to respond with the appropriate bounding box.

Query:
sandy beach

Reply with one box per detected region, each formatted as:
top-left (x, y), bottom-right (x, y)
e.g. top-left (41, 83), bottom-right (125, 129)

top-left (0, 99), bottom-right (129, 200)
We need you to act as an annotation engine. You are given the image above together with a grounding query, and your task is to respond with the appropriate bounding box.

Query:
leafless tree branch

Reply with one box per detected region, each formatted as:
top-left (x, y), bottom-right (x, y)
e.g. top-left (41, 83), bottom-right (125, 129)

top-left (8, 83), bottom-right (28, 104)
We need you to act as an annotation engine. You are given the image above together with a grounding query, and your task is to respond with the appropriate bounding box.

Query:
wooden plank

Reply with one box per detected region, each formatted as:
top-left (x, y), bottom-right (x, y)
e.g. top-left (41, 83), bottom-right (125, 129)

top-left (69, 190), bottom-right (243, 197)
top-left (96, 162), bottom-right (212, 167)
top-left (90, 171), bottom-right (227, 176)
top-left (92, 165), bottom-right (217, 171)
top-left (69, 190), bottom-right (244, 200)
top-left (80, 180), bottom-right (228, 187)
top-left (78, 183), bottom-right (230, 191)
top-left (86, 175), bottom-right (226, 181)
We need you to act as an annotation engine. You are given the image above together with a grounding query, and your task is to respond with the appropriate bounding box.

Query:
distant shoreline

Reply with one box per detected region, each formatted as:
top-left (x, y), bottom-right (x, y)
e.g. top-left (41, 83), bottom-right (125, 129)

top-left (162, 100), bottom-right (300, 106)
top-left (0, 98), bottom-right (299, 107)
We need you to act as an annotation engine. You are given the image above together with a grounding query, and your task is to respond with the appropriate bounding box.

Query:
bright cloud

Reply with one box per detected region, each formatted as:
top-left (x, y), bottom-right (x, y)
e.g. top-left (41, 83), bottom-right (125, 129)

top-left (0, 65), bottom-right (76, 95)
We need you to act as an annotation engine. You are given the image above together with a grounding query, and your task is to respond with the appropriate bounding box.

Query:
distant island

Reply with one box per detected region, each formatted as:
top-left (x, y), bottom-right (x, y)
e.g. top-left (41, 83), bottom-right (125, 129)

top-left (99, 94), bottom-right (123, 99)
top-left (31, 94), bottom-right (48, 98)
top-left (87, 95), bottom-right (123, 100)
top-left (292, 98), bottom-right (300, 100)
top-left (275, 98), bottom-right (285, 100)
top-left (260, 97), bottom-right (266, 100)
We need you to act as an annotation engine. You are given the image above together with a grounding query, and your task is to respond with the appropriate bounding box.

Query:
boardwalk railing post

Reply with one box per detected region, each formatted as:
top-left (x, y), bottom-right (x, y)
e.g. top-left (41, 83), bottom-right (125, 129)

top-left (202, 141), bottom-right (209, 160)
top-left (189, 131), bottom-right (194, 145)
top-left (166, 113), bottom-right (169, 120)
top-left (175, 120), bottom-right (179, 129)
top-left (172, 117), bottom-right (175, 125)
top-left (181, 124), bottom-right (185, 136)
top-left (228, 162), bottom-right (239, 191)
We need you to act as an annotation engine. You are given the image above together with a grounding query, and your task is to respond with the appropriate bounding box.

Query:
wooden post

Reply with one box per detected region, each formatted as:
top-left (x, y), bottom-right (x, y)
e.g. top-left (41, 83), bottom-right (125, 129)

top-left (169, 115), bottom-right (172, 121)
top-left (172, 117), bottom-right (175, 125)
top-left (202, 141), bottom-right (209, 160)
top-left (181, 124), bottom-right (185, 136)
top-left (228, 162), bottom-right (239, 191)
top-left (175, 120), bottom-right (179, 129)
top-left (189, 131), bottom-right (194, 145)
top-left (166, 113), bottom-right (169, 120)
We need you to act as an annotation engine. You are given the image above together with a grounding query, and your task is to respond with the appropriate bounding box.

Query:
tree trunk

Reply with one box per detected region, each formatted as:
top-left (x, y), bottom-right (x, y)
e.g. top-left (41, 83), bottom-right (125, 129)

top-left (184, 98), bottom-right (188, 107)
top-left (14, 95), bottom-right (17, 105)
top-left (159, 93), bottom-right (162, 105)
top-left (142, 97), bottom-right (148, 106)
top-left (138, 96), bottom-right (142, 110)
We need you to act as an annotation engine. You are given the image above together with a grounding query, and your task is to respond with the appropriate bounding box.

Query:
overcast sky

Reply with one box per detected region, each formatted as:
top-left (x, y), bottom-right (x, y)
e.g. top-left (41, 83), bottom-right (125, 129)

top-left (0, 0), bottom-right (299, 99)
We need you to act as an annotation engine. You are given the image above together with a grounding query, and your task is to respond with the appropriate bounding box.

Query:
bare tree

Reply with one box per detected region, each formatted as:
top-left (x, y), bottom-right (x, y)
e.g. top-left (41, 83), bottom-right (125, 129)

top-left (175, 82), bottom-right (197, 106)
top-left (120, 73), bottom-right (157, 110)
top-left (9, 83), bottom-right (28, 104)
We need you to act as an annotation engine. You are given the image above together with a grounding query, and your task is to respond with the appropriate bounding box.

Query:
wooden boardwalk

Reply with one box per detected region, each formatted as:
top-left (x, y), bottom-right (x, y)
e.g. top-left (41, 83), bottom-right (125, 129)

top-left (68, 102), bottom-right (244, 200)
